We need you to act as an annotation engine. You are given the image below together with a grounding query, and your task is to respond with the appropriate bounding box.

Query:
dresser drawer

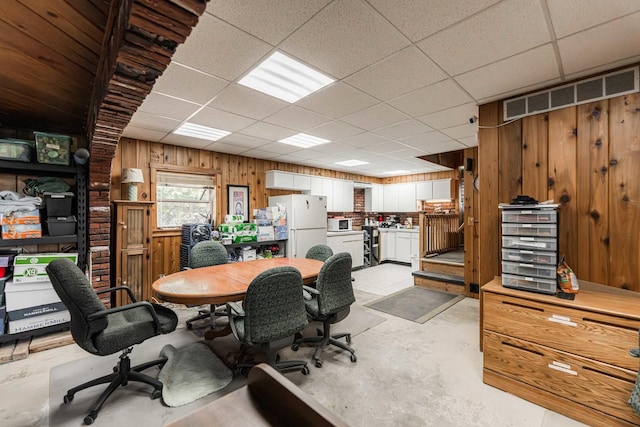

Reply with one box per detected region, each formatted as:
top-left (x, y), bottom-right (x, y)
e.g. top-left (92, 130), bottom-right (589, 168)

top-left (483, 330), bottom-right (640, 425)
top-left (502, 209), bottom-right (557, 224)
top-left (502, 223), bottom-right (557, 237)
top-left (502, 236), bottom-right (557, 251)
top-left (483, 292), bottom-right (640, 370)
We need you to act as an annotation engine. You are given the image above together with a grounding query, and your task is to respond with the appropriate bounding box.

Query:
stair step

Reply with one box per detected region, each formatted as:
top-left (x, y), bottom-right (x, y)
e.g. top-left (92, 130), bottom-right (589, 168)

top-left (412, 270), bottom-right (464, 286)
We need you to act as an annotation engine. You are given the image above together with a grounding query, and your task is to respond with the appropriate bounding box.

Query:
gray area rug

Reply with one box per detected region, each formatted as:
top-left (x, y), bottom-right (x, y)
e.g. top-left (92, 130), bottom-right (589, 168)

top-left (158, 342), bottom-right (232, 407)
top-left (366, 287), bottom-right (465, 323)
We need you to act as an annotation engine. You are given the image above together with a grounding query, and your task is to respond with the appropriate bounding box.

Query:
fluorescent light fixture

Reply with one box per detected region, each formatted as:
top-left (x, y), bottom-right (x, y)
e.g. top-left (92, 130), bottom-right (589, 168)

top-left (335, 159), bottom-right (369, 167)
top-left (279, 133), bottom-right (330, 148)
top-left (173, 122), bottom-right (231, 141)
top-left (238, 51), bottom-right (335, 103)
top-left (384, 169), bottom-right (410, 175)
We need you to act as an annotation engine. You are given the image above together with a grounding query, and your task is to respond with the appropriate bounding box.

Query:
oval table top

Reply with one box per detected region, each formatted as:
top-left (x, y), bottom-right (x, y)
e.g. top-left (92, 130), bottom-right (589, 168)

top-left (152, 257), bottom-right (324, 306)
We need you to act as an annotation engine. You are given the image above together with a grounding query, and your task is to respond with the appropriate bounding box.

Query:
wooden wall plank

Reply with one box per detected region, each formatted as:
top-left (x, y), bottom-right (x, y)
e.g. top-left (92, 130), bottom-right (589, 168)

top-left (548, 107), bottom-right (578, 270)
top-left (522, 114), bottom-right (549, 202)
top-left (608, 94), bottom-right (640, 291)
top-left (463, 147), bottom-right (479, 295)
top-left (498, 120), bottom-right (522, 203)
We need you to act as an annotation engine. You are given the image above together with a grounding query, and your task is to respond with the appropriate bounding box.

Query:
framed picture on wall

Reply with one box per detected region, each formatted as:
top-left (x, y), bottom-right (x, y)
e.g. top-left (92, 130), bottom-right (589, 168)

top-left (227, 184), bottom-right (249, 220)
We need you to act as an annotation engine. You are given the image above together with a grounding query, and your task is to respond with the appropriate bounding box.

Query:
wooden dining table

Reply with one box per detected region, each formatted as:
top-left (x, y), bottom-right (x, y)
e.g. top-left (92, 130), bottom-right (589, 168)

top-left (152, 257), bottom-right (324, 339)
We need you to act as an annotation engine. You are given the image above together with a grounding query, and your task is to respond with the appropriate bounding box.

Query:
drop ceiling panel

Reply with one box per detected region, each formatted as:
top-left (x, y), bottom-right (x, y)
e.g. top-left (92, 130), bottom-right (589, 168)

top-left (189, 107), bottom-right (256, 132)
top-left (417, 0), bottom-right (550, 75)
top-left (341, 103), bottom-right (409, 130)
top-left (558, 12), bottom-right (640, 75)
top-left (264, 106), bottom-right (333, 131)
top-left (456, 44), bottom-right (559, 100)
top-left (208, 0), bottom-right (331, 45)
top-left (279, 0), bottom-right (410, 79)
top-left (161, 133), bottom-right (218, 149)
top-left (458, 135), bottom-right (478, 147)
top-left (373, 119), bottom-right (433, 139)
top-left (426, 140), bottom-right (468, 154)
top-left (209, 84), bottom-right (290, 120)
top-left (122, 126), bottom-right (169, 141)
top-left (259, 142), bottom-right (306, 155)
top-left (239, 122), bottom-right (296, 141)
top-left (344, 46), bottom-right (447, 100)
top-left (389, 79), bottom-right (473, 117)
top-left (338, 132), bottom-right (390, 148)
top-left (241, 149), bottom-right (282, 160)
top-left (297, 82), bottom-right (378, 118)
top-left (400, 131), bottom-right (452, 147)
top-left (152, 63), bottom-right (229, 105)
top-left (171, 13), bottom-right (272, 81)
top-left (547, 0), bottom-right (640, 38)
top-left (418, 103), bottom-right (478, 129)
top-left (308, 142), bottom-right (353, 155)
top-left (206, 142), bottom-right (251, 155)
top-left (440, 123), bottom-right (477, 139)
top-left (217, 133), bottom-right (271, 148)
top-left (367, 0), bottom-right (502, 42)
top-left (308, 120), bottom-right (364, 140)
top-left (369, 141), bottom-right (414, 154)
top-left (137, 92), bottom-right (201, 121)
top-left (128, 111), bottom-right (181, 132)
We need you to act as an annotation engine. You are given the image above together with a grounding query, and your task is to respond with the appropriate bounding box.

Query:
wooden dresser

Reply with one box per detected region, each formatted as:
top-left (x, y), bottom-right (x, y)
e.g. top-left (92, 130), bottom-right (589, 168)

top-left (481, 277), bottom-right (640, 426)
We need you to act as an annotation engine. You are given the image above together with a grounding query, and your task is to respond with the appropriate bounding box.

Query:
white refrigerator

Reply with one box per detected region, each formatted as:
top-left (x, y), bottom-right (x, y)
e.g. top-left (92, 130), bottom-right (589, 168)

top-left (268, 194), bottom-right (327, 258)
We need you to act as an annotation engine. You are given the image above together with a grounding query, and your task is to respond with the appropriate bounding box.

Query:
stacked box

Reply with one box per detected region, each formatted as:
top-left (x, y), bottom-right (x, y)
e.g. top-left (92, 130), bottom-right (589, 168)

top-left (274, 225), bottom-right (289, 240)
top-left (4, 280), bottom-right (69, 334)
top-left (12, 253), bottom-right (78, 283)
top-left (0, 209), bottom-right (40, 225)
top-left (240, 248), bottom-right (257, 261)
top-left (1, 224), bottom-right (42, 239)
top-left (257, 226), bottom-right (275, 242)
top-left (0, 138), bottom-right (34, 162)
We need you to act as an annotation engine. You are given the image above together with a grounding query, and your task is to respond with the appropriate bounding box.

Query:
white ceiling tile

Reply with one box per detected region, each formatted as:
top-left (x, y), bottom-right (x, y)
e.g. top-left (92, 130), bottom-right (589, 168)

top-left (217, 133), bottom-right (271, 148)
top-left (459, 135), bottom-right (478, 147)
top-left (264, 106), bottom-right (333, 131)
top-left (210, 84), bottom-right (290, 120)
top-left (477, 77), bottom-right (562, 104)
top-left (240, 149), bottom-right (281, 160)
top-left (338, 132), bottom-right (390, 148)
top-left (308, 142), bottom-right (353, 155)
top-left (455, 44), bottom-right (560, 100)
top-left (122, 126), bottom-right (169, 141)
top-left (209, 0), bottom-right (331, 45)
top-left (400, 131), bottom-right (452, 148)
top-left (171, 13), bottom-right (272, 81)
top-left (160, 133), bottom-right (218, 149)
top-left (341, 103), bottom-right (409, 130)
top-left (153, 63), bottom-right (229, 105)
top-left (547, 0), bottom-right (640, 38)
top-left (558, 12), bottom-right (640, 75)
top-left (373, 119), bottom-right (433, 139)
top-left (138, 92), bottom-right (201, 120)
top-left (205, 142), bottom-right (251, 155)
top-left (564, 54), bottom-right (640, 82)
top-left (279, 0), bottom-right (410, 78)
top-left (279, 149), bottom-right (326, 161)
top-left (417, 0), bottom-right (550, 75)
top-left (427, 140), bottom-right (467, 154)
top-left (418, 103), bottom-right (478, 129)
top-left (128, 111), bottom-right (181, 132)
top-left (344, 46), bottom-right (447, 100)
top-left (239, 122), bottom-right (296, 141)
top-left (189, 107), bottom-right (256, 132)
top-left (369, 141), bottom-right (414, 154)
top-left (259, 142), bottom-right (304, 155)
top-left (307, 121), bottom-right (364, 140)
top-left (440, 123), bottom-right (477, 139)
top-left (297, 82), bottom-right (378, 118)
top-left (387, 147), bottom-right (428, 159)
top-left (389, 79), bottom-right (473, 117)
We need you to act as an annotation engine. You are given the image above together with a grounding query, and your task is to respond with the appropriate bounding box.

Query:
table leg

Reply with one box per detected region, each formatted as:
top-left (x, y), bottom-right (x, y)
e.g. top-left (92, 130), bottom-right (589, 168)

top-left (204, 324), bottom-right (232, 340)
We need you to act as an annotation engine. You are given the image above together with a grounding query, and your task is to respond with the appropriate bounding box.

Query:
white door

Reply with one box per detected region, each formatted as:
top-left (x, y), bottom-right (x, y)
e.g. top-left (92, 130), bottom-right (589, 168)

top-left (291, 228), bottom-right (328, 258)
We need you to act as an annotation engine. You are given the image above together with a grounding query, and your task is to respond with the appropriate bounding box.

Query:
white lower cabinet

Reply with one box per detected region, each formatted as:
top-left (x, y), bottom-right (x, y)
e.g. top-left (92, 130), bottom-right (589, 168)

top-left (380, 230), bottom-right (418, 263)
top-left (326, 232), bottom-right (364, 268)
top-left (395, 232), bottom-right (412, 263)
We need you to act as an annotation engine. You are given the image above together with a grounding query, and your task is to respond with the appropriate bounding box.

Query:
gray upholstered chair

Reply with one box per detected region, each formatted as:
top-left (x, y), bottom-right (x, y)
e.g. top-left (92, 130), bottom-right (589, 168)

top-left (46, 258), bottom-right (177, 425)
top-left (186, 240), bottom-right (229, 329)
top-left (305, 244), bottom-right (334, 262)
top-left (293, 252), bottom-right (357, 368)
top-left (227, 266), bottom-right (310, 375)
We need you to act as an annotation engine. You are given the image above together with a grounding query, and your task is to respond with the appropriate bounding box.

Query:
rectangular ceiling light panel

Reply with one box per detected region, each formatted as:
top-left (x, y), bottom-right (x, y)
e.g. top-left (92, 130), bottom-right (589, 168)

top-left (173, 122), bottom-right (231, 141)
top-left (279, 133), bottom-right (330, 148)
top-left (335, 159), bottom-right (369, 166)
top-left (238, 52), bottom-right (335, 103)
top-left (384, 169), bottom-right (410, 175)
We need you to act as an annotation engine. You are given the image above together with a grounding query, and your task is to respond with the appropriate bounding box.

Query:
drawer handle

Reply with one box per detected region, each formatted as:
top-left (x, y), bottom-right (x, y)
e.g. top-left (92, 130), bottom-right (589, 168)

top-left (547, 314), bottom-right (577, 327)
top-left (548, 361), bottom-right (577, 376)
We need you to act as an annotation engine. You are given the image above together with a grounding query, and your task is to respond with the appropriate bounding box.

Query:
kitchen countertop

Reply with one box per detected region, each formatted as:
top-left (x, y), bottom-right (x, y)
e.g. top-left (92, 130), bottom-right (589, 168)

top-left (378, 228), bottom-right (419, 233)
top-left (327, 230), bottom-right (365, 237)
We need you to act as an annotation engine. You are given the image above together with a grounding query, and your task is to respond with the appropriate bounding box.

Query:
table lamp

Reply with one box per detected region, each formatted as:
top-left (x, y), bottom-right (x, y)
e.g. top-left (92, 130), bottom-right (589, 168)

top-left (121, 168), bottom-right (144, 201)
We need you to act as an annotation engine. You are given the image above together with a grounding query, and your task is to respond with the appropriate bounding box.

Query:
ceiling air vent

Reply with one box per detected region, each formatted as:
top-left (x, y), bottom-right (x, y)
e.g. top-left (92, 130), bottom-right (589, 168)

top-left (504, 66), bottom-right (639, 121)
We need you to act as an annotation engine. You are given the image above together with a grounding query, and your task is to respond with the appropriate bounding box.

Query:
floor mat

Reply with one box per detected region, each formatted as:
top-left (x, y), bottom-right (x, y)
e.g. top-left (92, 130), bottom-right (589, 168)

top-left (365, 287), bottom-right (465, 323)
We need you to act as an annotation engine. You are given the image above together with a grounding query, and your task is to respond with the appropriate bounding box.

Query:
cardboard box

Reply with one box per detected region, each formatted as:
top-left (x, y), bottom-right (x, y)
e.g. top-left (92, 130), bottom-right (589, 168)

top-left (274, 225), bottom-right (289, 240)
top-left (257, 226), bottom-right (275, 242)
top-left (8, 309), bottom-right (70, 334)
top-left (1, 223), bottom-right (42, 239)
top-left (0, 209), bottom-right (41, 225)
top-left (4, 280), bottom-right (62, 311)
top-left (7, 301), bottom-right (67, 321)
top-left (12, 253), bottom-right (78, 283)
top-left (231, 234), bottom-right (257, 243)
top-left (240, 248), bottom-right (256, 261)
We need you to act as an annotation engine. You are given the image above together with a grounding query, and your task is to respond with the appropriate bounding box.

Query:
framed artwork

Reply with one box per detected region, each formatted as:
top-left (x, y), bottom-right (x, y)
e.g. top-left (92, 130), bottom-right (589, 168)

top-left (227, 184), bottom-right (249, 219)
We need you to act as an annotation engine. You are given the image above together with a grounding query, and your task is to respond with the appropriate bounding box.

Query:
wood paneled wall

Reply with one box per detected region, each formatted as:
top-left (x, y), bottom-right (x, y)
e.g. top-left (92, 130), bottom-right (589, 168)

top-left (478, 92), bottom-right (640, 292)
top-left (112, 137), bottom-right (458, 280)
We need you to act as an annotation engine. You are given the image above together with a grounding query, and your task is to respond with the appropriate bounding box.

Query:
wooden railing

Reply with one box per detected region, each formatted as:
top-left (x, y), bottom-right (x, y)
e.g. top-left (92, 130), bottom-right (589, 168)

top-left (419, 213), bottom-right (461, 256)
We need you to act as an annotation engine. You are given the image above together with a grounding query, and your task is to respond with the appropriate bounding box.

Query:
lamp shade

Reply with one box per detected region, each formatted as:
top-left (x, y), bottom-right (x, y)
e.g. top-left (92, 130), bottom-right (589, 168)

top-left (121, 168), bottom-right (144, 184)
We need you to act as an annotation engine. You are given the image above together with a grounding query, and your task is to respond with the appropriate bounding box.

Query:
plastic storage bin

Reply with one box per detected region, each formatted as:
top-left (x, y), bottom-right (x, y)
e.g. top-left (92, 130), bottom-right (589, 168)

top-left (502, 209), bottom-right (557, 224)
top-left (502, 223), bottom-right (557, 237)
top-left (45, 215), bottom-right (76, 236)
top-left (502, 236), bottom-right (557, 251)
top-left (43, 192), bottom-right (74, 217)
top-left (0, 139), bottom-right (34, 162)
top-left (502, 248), bottom-right (557, 266)
top-left (502, 261), bottom-right (556, 279)
top-left (502, 273), bottom-right (557, 294)
top-left (34, 132), bottom-right (72, 165)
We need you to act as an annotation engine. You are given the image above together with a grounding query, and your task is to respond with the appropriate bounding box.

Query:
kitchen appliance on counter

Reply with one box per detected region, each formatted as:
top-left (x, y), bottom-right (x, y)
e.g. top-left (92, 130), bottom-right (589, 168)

top-left (327, 217), bottom-right (352, 232)
top-left (268, 194), bottom-right (327, 258)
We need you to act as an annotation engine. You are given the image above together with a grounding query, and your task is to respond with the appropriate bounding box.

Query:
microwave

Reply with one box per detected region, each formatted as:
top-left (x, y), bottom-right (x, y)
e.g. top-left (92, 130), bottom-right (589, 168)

top-left (327, 218), bottom-right (352, 232)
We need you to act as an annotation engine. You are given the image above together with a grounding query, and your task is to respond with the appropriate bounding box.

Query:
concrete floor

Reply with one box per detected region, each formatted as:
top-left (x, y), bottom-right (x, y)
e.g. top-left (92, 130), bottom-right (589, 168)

top-left (0, 263), bottom-right (588, 427)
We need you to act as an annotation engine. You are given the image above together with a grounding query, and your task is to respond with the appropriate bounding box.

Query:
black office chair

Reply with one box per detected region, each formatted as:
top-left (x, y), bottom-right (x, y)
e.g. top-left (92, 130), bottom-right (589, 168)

top-left (305, 244), bottom-right (334, 262)
top-left (46, 258), bottom-right (178, 425)
top-left (293, 252), bottom-right (357, 368)
top-left (227, 266), bottom-right (310, 375)
top-left (185, 240), bottom-right (229, 329)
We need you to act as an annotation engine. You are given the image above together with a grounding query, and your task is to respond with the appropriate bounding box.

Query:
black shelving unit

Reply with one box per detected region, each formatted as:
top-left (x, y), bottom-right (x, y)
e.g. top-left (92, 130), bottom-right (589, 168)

top-left (223, 239), bottom-right (287, 261)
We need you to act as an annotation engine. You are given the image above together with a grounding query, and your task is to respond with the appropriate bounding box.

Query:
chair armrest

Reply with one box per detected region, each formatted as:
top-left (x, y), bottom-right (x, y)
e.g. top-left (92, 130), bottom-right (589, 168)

top-left (96, 286), bottom-right (137, 303)
top-left (226, 301), bottom-right (245, 317)
top-left (88, 301), bottom-right (162, 333)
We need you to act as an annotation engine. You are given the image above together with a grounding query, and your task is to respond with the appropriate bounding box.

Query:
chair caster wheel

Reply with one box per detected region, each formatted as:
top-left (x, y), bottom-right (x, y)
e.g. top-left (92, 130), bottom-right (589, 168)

top-left (291, 343), bottom-right (300, 351)
top-left (151, 389), bottom-right (162, 400)
top-left (345, 334), bottom-right (352, 344)
top-left (302, 366), bottom-right (310, 375)
top-left (84, 413), bottom-right (96, 425)
top-left (63, 394), bottom-right (74, 404)
top-left (350, 354), bottom-right (357, 363)
top-left (315, 359), bottom-right (322, 368)
top-left (186, 323), bottom-right (193, 330)
top-left (238, 367), bottom-right (250, 377)
top-left (113, 366), bottom-right (119, 373)
top-left (275, 354), bottom-right (280, 363)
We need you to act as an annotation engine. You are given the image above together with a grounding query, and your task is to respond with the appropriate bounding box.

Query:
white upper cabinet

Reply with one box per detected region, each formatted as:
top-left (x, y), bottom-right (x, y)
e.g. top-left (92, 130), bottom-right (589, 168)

top-left (416, 181), bottom-right (433, 200)
top-left (322, 178), bottom-right (334, 211)
top-left (432, 179), bottom-right (452, 200)
top-left (265, 170), bottom-right (293, 189)
top-left (330, 179), bottom-right (353, 212)
top-left (308, 176), bottom-right (324, 196)
top-left (372, 183), bottom-right (384, 211)
top-left (383, 184), bottom-right (399, 211)
top-left (398, 182), bottom-right (416, 212)
top-left (292, 174), bottom-right (311, 191)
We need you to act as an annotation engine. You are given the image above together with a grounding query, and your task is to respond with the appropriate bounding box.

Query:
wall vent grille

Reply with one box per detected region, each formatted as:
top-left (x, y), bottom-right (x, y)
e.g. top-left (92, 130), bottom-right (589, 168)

top-left (504, 66), bottom-right (639, 121)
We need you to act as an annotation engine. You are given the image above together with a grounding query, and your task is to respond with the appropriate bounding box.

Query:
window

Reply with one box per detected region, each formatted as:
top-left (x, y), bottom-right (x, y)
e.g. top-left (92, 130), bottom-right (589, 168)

top-left (156, 171), bottom-right (215, 228)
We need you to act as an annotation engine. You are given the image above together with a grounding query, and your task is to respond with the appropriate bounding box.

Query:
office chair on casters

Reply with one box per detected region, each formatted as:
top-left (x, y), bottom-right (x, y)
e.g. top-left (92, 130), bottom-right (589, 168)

top-left (46, 258), bottom-right (178, 426)
top-left (185, 240), bottom-right (229, 330)
top-left (293, 252), bottom-right (357, 368)
top-left (227, 266), bottom-right (310, 376)
top-left (305, 244), bottom-right (334, 262)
